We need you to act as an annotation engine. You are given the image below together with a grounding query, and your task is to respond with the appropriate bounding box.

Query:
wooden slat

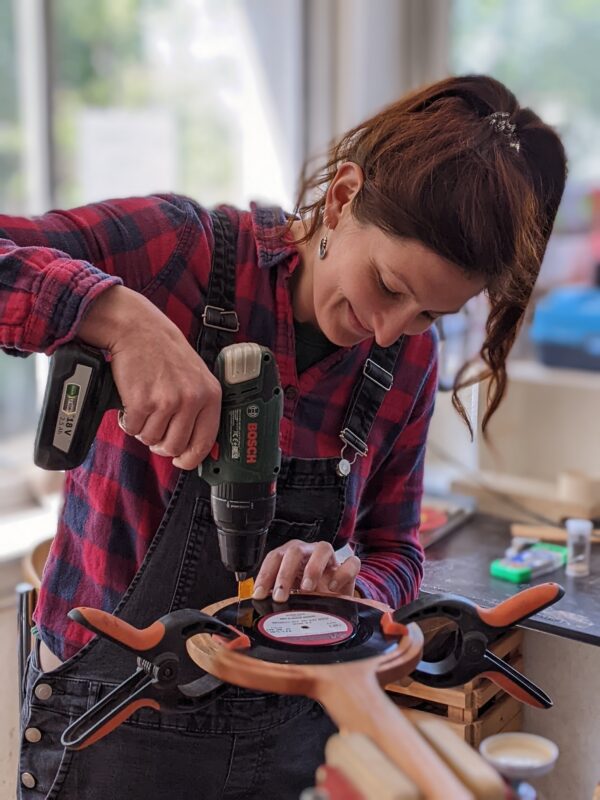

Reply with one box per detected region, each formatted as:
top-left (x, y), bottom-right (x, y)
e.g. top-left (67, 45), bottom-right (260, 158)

top-left (415, 719), bottom-right (506, 800)
top-left (402, 706), bottom-right (468, 741)
top-left (391, 685), bottom-right (524, 747)
top-left (324, 733), bottom-right (420, 800)
top-left (386, 680), bottom-right (470, 709)
top-left (470, 694), bottom-right (522, 747)
top-left (510, 522), bottom-right (600, 545)
top-left (498, 710), bottom-right (523, 736)
top-left (448, 707), bottom-right (470, 723)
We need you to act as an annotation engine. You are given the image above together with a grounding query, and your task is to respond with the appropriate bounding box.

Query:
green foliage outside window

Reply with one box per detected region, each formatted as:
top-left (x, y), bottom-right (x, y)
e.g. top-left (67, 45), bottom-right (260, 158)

top-left (52, 0), bottom-right (238, 206)
top-left (0, 0), bottom-right (24, 213)
top-left (452, 0), bottom-right (600, 185)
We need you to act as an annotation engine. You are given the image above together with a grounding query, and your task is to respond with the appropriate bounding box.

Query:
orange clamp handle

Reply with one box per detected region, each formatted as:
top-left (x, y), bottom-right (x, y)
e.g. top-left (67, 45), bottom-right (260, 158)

top-left (71, 697), bottom-right (160, 750)
top-left (213, 627), bottom-right (252, 650)
top-left (480, 671), bottom-right (546, 709)
top-left (476, 582), bottom-right (563, 628)
top-left (380, 611), bottom-right (409, 638)
top-left (70, 607), bottom-right (166, 652)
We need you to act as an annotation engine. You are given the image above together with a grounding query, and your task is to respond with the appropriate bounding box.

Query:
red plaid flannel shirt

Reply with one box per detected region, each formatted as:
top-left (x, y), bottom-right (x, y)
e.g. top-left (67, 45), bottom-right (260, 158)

top-left (0, 195), bottom-right (437, 659)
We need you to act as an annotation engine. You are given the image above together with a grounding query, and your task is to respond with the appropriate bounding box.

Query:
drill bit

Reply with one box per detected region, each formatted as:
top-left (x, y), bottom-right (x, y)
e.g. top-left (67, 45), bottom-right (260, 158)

top-left (237, 576), bottom-right (255, 602)
top-left (236, 577), bottom-right (255, 628)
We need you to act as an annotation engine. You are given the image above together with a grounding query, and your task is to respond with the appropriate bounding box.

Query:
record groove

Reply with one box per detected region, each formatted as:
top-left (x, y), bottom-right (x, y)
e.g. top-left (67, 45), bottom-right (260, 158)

top-left (214, 594), bottom-right (399, 665)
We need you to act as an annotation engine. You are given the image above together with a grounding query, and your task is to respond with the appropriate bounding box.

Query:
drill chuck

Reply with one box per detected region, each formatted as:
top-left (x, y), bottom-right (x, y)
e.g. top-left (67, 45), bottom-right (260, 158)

top-left (211, 481), bottom-right (276, 577)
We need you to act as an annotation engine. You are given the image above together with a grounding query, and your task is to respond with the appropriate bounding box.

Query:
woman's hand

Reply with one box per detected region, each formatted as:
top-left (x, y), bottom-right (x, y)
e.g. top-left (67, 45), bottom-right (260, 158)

top-left (77, 285), bottom-right (221, 469)
top-left (252, 540), bottom-right (362, 602)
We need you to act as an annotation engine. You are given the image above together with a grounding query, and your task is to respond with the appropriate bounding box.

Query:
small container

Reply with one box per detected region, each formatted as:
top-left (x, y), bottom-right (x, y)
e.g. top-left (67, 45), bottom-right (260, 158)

top-left (565, 518), bottom-right (593, 577)
top-left (480, 732), bottom-right (559, 800)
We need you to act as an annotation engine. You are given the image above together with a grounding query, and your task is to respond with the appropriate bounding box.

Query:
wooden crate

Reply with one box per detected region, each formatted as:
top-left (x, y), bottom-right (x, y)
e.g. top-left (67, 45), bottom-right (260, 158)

top-left (386, 629), bottom-right (524, 747)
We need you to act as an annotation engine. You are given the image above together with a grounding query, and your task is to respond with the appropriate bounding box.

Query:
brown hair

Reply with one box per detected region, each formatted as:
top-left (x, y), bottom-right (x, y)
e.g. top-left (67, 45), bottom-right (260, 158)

top-left (293, 75), bottom-right (567, 434)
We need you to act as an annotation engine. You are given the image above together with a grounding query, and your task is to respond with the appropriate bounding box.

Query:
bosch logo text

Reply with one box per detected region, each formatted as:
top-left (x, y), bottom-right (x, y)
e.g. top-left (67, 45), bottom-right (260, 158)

top-left (246, 422), bottom-right (258, 464)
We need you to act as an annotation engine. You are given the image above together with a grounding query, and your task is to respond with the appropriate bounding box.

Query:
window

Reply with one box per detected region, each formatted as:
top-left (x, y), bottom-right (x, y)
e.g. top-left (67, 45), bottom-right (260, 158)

top-left (0, 0), bottom-right (38, 497)
top-left (451, 0), bottom-right (600, 287)
top-left (0, 0), bottom-right (24, 212)
top-left (452, 0), bottom-right (600, 184)
top-left (51, 0), bottom-right (301, 208)
top-left (0, 0), bottom-right (302, 504)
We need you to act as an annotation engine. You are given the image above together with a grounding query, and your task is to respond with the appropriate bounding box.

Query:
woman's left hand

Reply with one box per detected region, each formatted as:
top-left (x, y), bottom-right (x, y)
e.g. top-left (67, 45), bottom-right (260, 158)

top-left (252, 540), bottom-right (361, 602)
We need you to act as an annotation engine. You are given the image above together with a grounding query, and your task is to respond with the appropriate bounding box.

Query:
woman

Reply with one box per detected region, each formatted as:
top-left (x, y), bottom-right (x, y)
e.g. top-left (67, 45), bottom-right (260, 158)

top-left (2, 74), bottom-right (566, 799)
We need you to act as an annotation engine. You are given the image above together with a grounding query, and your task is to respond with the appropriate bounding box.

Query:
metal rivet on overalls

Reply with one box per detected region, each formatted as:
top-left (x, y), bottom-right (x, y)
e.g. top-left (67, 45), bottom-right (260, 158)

top-left (336, 458), bottom-right (351, 477)
top-left (24, 727), bottom-right (42, 743)
top-left (21, 772), bottom-right (36, 789)
top-left (34, 683), bottom-right (52, 701)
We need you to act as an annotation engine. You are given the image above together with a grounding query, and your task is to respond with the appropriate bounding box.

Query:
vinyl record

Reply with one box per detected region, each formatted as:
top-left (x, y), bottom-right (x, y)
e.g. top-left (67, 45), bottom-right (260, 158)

top-left (214, 593), bottom-right (399, 666)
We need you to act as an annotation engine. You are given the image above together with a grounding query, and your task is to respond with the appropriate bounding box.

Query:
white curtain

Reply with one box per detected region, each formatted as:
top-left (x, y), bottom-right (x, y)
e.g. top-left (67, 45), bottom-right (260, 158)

top-left (304, 0), bottom-right (451, 159)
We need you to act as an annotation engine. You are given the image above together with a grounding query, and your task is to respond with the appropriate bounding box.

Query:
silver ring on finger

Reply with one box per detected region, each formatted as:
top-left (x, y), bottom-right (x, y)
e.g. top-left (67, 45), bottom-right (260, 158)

top-left (117, 409), bottom-right (129, 434)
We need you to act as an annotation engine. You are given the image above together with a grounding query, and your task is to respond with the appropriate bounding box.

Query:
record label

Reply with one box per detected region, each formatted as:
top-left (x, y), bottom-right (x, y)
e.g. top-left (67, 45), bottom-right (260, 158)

top-left (257, 610), bottom-right (353, 646)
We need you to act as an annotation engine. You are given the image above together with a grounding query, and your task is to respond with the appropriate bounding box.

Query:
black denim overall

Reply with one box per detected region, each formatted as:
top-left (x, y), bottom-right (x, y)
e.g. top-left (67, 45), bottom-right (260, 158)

top-left (18, 211), bottom-right (403, 799)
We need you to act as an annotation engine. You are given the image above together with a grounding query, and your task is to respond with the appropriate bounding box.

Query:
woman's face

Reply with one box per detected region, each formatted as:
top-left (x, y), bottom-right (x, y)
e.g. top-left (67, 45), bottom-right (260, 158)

top-left (309, 216), bottom-right (486, 348)
top-left (291, 162), bottom-right (486, 348)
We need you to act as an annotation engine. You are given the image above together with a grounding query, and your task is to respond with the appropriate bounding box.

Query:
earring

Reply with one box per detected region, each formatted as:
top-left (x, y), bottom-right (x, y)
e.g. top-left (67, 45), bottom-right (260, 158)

top-left (319, 234), bottom-right (328, 259)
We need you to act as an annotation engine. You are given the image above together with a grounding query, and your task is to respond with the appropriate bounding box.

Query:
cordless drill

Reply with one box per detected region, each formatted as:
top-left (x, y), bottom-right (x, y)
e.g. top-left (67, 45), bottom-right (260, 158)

top-left (34, 341), bottom-right (283, 580)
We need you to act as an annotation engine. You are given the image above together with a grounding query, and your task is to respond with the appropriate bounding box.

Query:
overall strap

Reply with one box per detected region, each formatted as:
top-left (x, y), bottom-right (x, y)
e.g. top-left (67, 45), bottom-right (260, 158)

top-left (197, 208), bottom-right (240, 370)
top-left (336, 338), bottom-right (406, 476)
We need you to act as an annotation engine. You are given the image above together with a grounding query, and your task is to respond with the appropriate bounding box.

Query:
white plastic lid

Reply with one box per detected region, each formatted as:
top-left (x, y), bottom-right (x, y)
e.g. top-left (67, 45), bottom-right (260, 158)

top-left (565, 518), bottom-right (593, 538)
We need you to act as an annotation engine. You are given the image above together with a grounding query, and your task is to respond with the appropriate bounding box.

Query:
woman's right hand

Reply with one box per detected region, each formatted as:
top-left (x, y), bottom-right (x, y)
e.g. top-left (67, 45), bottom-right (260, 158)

top-left (77, 285), bottom-right (222, 469)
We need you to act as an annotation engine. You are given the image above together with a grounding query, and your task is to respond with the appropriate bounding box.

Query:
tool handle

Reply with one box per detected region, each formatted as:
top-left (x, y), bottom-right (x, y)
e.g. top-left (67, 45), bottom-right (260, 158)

top-left (61, 669), bottom-right (158, 750)
top-left (319, 665), bottom-right (474, 800)
top-left (475, 582), bottom-right (564, 628)
top-left (69, 606), bottom-right (243, 655)
top-left (69, 607), bottom-right (166, 653)
top-left (481, 650), bottom-right (552, 709)
top-left (201, 343), bottom-right (283, 486)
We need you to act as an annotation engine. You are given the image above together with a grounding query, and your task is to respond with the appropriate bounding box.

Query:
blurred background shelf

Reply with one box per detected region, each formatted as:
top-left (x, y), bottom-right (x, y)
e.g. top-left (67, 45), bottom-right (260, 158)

top-left (508, 359), bottom-right (600, 389)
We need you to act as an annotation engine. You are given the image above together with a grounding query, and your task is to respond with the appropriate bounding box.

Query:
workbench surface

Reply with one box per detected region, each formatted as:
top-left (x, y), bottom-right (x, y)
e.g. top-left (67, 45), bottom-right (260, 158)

top-left (421, 513), bottom-right (600, 647)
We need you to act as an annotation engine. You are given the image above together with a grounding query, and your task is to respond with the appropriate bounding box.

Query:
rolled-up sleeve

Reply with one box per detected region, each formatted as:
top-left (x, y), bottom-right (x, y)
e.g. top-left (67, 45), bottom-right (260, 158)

top-left (0, 194), bottom-right (193, 356)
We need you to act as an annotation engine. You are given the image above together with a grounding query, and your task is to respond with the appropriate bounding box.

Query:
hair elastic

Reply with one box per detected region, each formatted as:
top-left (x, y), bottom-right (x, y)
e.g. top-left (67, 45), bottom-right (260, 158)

top-left (487, 111), bottom-right (521, 152)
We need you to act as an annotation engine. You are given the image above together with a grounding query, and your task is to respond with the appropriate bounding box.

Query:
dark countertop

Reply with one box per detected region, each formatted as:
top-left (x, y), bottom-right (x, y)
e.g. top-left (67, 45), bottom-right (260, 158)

top-left (421, 513), bottom-right (600, 646)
